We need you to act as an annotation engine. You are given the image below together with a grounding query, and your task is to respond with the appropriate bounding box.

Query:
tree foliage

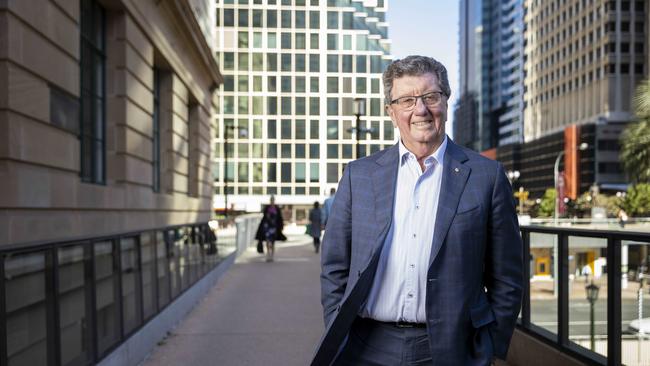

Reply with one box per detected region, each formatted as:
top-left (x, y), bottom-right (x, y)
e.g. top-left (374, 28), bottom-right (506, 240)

top-left (537, 188), bottom-right (556, 218)
top-left (620, 183), bottom-right (650, 217)
top-left (620, 79), bottom-right (650, 183)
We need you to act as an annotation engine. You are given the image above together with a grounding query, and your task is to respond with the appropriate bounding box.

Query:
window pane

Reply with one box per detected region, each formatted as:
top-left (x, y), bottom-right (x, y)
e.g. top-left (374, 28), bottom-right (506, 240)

top-left (327, 98), bottom-right (338, 115)
top-left (267, 163), bottom-right (277, 182)
top-left (253, 163), bottom-right (263, 182)
top-left (121, 237), bottom-right (141, 335)
top-left (156, 231), bottom-right (170, 308)
top-left (266, 144), bottom-right (278, 158)
top-left (296, 143), bottom-right (306, 158)
top-left (568, 236), bottom-right (607, 357)
top-left (310, 162), bottom-right (319, 182)
top-left (327, 163), bottom-right (339, 183)
top-left (327, 119), bottom-right (338, 139)
top-left (95, 240), bottom-right (119, 355)
top-left (310, 120), bottom-right (319, 139)
top-left (296, 163), bottom-right (306, 183)
top-left (327, 11), bottom-right (338, 29)
top-left (281, 143), bottom-right (291, 158)
top-left (309, 54), bottom-right (320, 72)
top-left (267, 119), bottom-right (277, 139)
top-left (281, 10), bottom-right (291, 27)
top-left (296, 33), bottom-right (306, 49)
top-left (310, 11), bottom-right (320, 29)
top-left (296, 11), bottom-right (306, 28)
top-left (281, 163), bottom-right (291, 182)
top-left (58, 245), bottom-right (91, 366)
top-left (5, 251), bottom-right (48, 366)
top-left (281, 54), bottom-right (291, 71)
top-left (310, 77), bottom-right (319, 92)
top-left (310, 143), bottom-right (320, 159)
top-left (327, 77), bottom-right (338, 93)
top-left (238, 162), bottom-right (248, 181)
top-left (295, 119), bottom-right (306, 139)
top-left (310, 33), bottom-right (319, 48)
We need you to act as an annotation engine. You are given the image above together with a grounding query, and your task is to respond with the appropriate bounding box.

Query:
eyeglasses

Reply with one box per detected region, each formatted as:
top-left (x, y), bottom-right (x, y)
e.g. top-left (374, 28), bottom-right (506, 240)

top-left (389, 91), bottom-right (446, 110)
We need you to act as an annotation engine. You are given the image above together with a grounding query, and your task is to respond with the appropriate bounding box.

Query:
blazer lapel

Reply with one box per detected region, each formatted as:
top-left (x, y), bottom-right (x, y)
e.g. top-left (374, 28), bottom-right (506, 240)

top-left (371, 144), bottom-right (399, 249)
top-left (429, 140), bottom-right (470, 267)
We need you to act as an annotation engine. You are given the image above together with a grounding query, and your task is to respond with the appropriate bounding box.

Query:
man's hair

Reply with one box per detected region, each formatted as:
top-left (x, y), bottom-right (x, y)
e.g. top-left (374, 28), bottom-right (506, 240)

top-left (382, 55), bottom-right (451, 104)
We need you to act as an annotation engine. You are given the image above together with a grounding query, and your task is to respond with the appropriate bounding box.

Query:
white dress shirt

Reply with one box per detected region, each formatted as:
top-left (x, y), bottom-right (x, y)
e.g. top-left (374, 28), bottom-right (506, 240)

top-left (361, 136), bottom-right (447, 323)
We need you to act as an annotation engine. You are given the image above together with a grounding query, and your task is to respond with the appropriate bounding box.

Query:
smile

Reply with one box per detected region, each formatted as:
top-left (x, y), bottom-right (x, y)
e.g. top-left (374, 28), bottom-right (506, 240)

top-left (411, 121), bottom-right (432, 126)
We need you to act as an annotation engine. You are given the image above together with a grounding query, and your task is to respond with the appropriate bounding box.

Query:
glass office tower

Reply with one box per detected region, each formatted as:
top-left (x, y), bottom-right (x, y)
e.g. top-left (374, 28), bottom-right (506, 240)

top-left (213, 0), bottom-right (393, 221)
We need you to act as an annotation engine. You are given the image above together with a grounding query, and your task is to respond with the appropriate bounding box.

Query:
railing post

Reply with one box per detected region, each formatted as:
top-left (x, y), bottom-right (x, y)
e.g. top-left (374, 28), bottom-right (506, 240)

top-left (522, 229), bottom-right (531, 328)
top-left (0, 255), bottom-right (7, 366)
top-left (607, 236), bottom-right (621, 366)
top-left (558, 232), bottom-right (569, 347)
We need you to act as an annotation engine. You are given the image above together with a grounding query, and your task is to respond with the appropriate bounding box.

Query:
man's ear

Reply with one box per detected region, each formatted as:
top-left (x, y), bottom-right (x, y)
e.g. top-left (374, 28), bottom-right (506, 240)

top-left (385, 104), bottom-right (396, 127)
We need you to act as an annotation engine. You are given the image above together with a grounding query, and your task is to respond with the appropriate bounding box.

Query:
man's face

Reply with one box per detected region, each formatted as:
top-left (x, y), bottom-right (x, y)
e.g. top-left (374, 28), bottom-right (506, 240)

top-left (386, 73), bottom-right (447, 152)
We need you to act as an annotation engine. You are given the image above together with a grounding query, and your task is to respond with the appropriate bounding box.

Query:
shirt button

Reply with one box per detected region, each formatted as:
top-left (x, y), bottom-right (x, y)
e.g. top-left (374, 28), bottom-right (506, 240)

top-left (410, 264), bottom-right (415, 268)
top-left (416, 205), bottom-right (420, 209)
top-left (413, 234), bottom-right (416, 238)
top-left (408, 293), bottom-right (414, 298)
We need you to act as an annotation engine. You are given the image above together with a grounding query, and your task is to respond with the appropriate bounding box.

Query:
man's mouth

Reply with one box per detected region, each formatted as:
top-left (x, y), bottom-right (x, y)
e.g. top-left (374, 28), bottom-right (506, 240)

top-left (411, 120), bottom-right (432, 127)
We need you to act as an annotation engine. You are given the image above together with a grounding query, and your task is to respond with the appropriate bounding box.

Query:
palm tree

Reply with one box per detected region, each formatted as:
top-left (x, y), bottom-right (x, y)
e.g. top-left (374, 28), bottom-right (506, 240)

top-left (620, 79), bottom-right (650, 183)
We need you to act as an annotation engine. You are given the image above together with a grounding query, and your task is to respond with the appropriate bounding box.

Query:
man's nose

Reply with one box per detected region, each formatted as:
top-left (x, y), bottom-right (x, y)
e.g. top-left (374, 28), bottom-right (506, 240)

top-left (413, 97), bottom-right (429, 115)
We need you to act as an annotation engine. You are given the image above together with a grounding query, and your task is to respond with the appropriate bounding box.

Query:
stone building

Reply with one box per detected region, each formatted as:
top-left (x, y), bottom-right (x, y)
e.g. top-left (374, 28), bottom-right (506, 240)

top-left (0, 1), bottom-right (224, 365)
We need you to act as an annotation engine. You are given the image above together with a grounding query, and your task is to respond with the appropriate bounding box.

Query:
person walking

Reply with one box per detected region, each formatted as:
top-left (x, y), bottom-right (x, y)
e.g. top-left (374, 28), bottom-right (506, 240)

top-left (309, 201), bottom-right (323, 253)
top-left (321, 188), bottom-right (336, 227)
top-left (255, 195), bottom-right (286, 262)
top-left (617, 209), bottom-right (628, 228)
top-left (313, 56), bottom-right (523, 366)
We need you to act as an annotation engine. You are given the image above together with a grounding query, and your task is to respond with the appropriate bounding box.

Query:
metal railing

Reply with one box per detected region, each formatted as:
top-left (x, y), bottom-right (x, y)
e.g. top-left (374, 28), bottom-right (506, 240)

top-left (0, 222), bottom-right (236, 366)
top-left (519, 225), bottom-right (650, 366)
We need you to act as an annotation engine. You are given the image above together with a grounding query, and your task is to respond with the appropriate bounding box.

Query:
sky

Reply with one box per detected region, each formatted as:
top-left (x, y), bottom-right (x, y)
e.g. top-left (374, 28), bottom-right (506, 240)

top-left (387, 0), bottom-right (460, 138)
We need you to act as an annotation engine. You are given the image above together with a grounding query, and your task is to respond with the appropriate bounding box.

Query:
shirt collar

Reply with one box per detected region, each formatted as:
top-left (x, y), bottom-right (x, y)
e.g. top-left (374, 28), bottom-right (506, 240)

top-left (398, 135), bottom-right (448, 167)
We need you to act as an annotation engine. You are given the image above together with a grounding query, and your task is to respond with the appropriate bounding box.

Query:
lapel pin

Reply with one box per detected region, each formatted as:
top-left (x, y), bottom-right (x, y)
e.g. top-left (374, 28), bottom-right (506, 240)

top-left (454, 167), bottom-right (460, 173)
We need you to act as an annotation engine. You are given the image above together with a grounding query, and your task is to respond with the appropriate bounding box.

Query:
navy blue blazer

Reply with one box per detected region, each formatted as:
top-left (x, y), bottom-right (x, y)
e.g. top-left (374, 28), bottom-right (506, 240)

top-left (313, 139), bottom-right (523, 366)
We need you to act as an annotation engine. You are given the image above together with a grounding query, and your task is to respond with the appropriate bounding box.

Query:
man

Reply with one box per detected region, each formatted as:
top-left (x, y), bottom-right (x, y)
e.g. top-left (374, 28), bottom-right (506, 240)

top-left (312, 56), bottom-right (523, 366)
top-left (321, 188), bottom-right (336, 227)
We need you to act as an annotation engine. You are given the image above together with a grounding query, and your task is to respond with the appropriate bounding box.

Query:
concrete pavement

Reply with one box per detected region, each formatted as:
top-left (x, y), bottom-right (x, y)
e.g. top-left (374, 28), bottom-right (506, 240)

top-left (141, 233), bottom-right (323, 366)
top-left (140, 232), bottom-right (512, 366)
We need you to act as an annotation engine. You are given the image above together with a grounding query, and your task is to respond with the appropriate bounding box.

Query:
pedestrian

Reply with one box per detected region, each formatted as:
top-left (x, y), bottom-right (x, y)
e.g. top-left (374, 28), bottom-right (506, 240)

top-left (254, 195), bottom-right (286, 262)
top-left (321, 188), bottom-right (336, 227)
top-left (617, 209), bottom-right (628, 228)
top-left (309, 201), bottom-right (323, 253)
top-left (312, 55), bottom-right (523, 366)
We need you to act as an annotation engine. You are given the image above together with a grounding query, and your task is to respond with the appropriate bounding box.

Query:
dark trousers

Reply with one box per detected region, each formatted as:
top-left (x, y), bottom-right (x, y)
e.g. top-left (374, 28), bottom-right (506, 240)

top-left (313, 237), bottom-right (320, 252)
top-left (335, 317), bottom-right (432, 366)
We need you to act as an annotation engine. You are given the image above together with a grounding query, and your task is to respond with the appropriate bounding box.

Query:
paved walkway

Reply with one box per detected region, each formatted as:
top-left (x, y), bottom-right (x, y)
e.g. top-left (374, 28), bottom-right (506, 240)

top-left (141, 234), bottom-right (323, 366)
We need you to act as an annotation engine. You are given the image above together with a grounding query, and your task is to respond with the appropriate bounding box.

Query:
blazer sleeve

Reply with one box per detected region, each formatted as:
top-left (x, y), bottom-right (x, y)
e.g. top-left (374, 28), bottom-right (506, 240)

top-left (320, 165), bottom-right (353, 326)
top-left (485, 162), bottom-right (524, 359)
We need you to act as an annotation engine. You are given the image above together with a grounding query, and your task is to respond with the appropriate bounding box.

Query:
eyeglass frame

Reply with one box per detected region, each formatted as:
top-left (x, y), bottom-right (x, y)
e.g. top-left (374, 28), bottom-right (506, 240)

top-left (388, 91), bottom-right (447, 110)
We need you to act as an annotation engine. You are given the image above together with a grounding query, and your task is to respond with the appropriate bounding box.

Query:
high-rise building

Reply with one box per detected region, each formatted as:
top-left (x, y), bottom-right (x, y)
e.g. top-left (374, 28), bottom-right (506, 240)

top-left (455, 0), bottom-right (482, 151)
top-left (523, 0), bottom-right (647, 189)
top-left (454, 0), bottom-right (525, 152)
top-left (213, 0), bottom-right (393, 221)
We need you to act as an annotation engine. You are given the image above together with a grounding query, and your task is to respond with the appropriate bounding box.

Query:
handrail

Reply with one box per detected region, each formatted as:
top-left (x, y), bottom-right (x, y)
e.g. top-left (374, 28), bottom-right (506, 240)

top-left (518, 225), bottom-right (650, 366)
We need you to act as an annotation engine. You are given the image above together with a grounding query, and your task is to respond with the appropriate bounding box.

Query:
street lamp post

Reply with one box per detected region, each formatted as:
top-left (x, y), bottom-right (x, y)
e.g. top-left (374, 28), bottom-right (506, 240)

top-left (554, 142), bottom-right (588, 226)
top-left (350, 98), bottom-right (373, 159)
top-left (224, 124), bottom-right (247, 219)
top-left (638, 274), bottom-right (645, 362)
top-left (585, 280), bottom-right (600, 351)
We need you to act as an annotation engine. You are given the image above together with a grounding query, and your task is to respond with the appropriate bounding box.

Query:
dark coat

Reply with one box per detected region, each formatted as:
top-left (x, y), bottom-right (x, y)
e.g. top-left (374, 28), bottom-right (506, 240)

top-left (255, 204), bottom-right (287, 242)
top-left (308, 208), bottom-right (322, 238)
